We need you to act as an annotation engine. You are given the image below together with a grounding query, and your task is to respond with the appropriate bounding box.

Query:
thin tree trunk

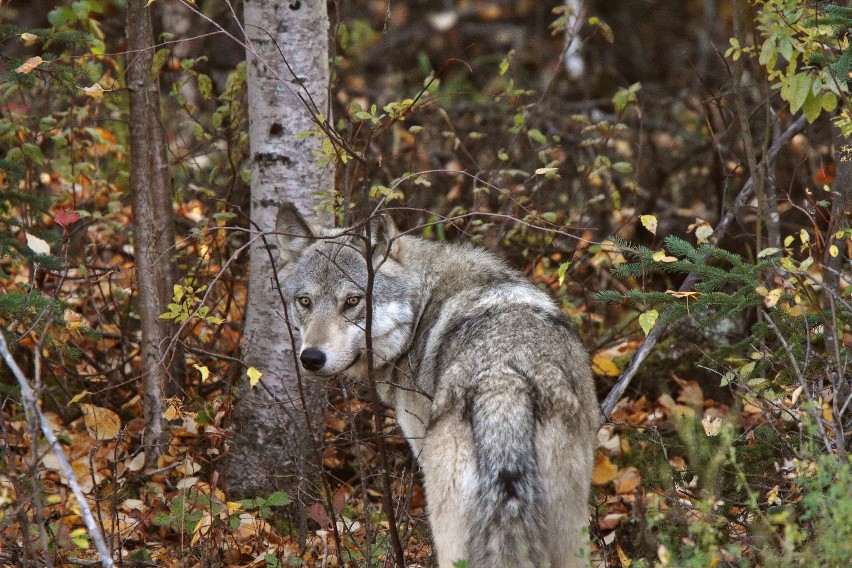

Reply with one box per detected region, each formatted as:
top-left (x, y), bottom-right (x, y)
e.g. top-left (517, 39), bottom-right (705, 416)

top-left (127, 0), bottom-right (179, 467)
top-left (225, 0), bottom-right (333, 516)
top-left (825, 121), bottom-right (851, 459)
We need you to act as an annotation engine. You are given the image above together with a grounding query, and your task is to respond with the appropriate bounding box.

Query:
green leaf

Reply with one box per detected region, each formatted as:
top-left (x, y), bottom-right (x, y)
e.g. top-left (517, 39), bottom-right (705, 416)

top-left (821, 91), bottom-right (838, 112)
top-left (787, 73), bottom-right (812, 114)
top-left (612, 161), bottom-right (633, 175)
top-left (527, 128), bottom-right (547, 146)
top-left (557, 262), bottom-right (570, 286)
top-left (151, 512), bottom-right (173, 526)
top-left (265, 491), bottom-right (291, 507)
top-left (802, 90), bottom-right (822, 123)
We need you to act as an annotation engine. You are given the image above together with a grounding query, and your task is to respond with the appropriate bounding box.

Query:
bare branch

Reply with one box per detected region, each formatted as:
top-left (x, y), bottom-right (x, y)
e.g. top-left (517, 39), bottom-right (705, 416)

top-left (0, 332), bottom-right (115, 568)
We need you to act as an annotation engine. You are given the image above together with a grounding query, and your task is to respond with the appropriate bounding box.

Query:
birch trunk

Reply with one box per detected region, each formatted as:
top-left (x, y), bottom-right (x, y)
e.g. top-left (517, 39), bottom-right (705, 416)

top-left (126, 0), bottom-right (179, 466)
top-left (225, 0), bottom-right (333, 502)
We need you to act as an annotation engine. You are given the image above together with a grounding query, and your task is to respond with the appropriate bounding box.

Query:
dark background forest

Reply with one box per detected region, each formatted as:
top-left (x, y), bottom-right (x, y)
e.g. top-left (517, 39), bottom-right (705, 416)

top-left (0, 1), bottom-right (850, 566)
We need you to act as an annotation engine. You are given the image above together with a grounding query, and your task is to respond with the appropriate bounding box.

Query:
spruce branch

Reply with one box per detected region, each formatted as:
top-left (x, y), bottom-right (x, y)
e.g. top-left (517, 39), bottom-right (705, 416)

top-left (599, 115), bottom-right (809, 422)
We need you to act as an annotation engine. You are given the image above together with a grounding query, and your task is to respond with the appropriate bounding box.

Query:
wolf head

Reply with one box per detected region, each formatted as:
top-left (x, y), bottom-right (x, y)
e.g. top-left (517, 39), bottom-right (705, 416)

top-left (275, 204), bottom-right (419, 378)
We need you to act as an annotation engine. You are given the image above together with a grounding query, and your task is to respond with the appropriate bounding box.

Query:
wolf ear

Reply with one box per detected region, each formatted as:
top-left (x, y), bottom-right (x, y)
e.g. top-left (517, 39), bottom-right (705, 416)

top-left (276, 203), bottom-right (316, 263)
top-left (369, 213), bottom-right (402, 265)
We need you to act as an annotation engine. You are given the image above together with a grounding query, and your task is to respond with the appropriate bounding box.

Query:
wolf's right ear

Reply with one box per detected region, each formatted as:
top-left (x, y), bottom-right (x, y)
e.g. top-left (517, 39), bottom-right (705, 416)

top-left (276, 203), bottom-right (316, 263)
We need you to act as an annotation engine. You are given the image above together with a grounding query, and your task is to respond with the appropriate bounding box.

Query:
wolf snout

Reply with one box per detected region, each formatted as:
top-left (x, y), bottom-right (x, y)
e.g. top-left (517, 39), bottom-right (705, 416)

top-left (300, 348), bottom-right (326, 372)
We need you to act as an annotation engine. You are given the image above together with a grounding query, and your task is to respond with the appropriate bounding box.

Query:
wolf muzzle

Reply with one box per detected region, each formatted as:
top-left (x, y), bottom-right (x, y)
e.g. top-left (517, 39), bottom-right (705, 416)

top-left (300, 348), bottom-right (326, 372)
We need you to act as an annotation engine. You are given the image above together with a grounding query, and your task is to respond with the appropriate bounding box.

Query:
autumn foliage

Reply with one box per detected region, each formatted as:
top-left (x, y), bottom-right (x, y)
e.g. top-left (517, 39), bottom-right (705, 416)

top-left (0, 1), bottom-right (850, 567)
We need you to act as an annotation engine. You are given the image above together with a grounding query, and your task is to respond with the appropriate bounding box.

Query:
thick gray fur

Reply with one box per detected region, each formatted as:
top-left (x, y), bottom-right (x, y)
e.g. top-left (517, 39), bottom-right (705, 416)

top-left (276, 204), bottom-right (598, 568)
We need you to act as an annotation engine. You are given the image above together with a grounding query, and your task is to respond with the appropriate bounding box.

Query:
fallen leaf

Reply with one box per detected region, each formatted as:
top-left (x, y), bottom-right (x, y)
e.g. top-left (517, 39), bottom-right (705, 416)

top-left (80, 404), bottom-right (121, 440)
top-left (592, 452), bottom-right (619, 485)
top-left (617, 543), bottom-right (633, 567)
top-left (591, 351), bottom-right (620, 377)
top-left (614, 467), bottom-right (641, 494)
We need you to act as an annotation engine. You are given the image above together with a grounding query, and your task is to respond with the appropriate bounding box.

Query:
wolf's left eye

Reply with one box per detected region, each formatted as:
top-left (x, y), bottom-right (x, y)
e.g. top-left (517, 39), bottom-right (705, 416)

top-left (296, 296), bottom-right (312, 308)
top-left (345, 296), bottom-right (361, 307)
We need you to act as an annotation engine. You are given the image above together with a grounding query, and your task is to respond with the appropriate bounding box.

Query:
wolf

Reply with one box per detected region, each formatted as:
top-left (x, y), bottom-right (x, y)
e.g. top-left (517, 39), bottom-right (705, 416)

top-left (275, 204), bottom-right (598, 568)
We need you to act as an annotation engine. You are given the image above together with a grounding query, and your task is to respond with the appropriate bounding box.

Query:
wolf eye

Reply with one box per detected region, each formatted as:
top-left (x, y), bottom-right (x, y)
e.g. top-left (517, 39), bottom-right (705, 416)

top-left (345, 296), bottom-right (361, 307)
top-left (296, 296), bottom-right (311, 308)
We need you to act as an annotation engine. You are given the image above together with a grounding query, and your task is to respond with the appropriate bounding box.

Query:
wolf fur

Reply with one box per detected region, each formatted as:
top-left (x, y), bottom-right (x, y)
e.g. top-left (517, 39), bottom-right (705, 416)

top-left (276, 204), bottom-right (598, 568)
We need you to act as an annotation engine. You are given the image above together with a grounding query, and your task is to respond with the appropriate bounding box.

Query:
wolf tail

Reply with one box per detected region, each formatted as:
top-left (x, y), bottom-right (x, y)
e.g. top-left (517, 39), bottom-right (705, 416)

top-left (466, 384), bottom-right (548, 568)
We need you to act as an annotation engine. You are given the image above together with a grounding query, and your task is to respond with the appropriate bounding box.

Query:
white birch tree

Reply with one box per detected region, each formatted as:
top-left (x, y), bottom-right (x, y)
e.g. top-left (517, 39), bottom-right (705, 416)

top-left (225, 0), bottom-right (333, 504)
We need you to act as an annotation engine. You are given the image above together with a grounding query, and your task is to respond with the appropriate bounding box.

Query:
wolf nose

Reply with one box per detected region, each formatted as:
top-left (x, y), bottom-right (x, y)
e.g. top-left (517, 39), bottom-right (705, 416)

top-left (300, 348), bottom-right (326, 372)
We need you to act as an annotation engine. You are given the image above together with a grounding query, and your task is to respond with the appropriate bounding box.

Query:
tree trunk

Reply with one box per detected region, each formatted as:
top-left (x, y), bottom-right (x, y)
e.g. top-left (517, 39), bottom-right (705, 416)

top-left (225, 0), bottom-right (333, 508)
top-left (126, 0), bottom-right (179, 467)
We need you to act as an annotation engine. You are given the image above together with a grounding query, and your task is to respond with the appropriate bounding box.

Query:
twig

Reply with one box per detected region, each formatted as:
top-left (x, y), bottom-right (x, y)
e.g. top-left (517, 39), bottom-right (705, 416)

top-left (764, 314), bottom-right (833, 453)
top-left (599, 114), bottom-right (808, 422)
top-left (0, 332), bottom-right (115, 568)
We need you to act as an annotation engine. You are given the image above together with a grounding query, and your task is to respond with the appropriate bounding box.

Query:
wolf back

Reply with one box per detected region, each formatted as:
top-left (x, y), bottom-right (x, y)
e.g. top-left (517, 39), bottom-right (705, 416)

top-left (276, 205), bottom-right (598, 568)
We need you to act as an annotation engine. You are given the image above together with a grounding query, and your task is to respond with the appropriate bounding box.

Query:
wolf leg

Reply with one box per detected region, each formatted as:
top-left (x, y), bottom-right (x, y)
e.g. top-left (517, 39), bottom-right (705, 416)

top-left (538, 417), bottom-right (594, 568)
top-left (420, 415), bottom-right (478, 568)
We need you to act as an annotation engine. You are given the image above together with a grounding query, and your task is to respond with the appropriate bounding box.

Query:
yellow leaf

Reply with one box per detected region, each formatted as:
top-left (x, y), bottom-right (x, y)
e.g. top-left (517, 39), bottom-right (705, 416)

top-left (652, 250), bottom-right (677, 262)
top-left (193, 364), bottom-right (210, 382)
top-left (640, 214), bottom-right (657, 235)
top-left (247, 367), bottom-right (262, 387)
top-left (67, 390), bottom-right (90, 406)
top-left (80, 404), bottom-right (121, 440)
top-left (829, 244), bottom-right (839, 258)
top-left (82, 83), bottom-right (105, 98)
top-left (617, 544), bottom-right (632, 567)
top-left (20, 33), bottom-right (39, 45)
top-left (763, 288), bottom-right (782, 308)
top-left (164, 404), bottom-right (180, 421)
top-left (591, 352), bottom-right (620, 377)
top-left (15, 56), bottom-right (43, 74)
top-left (592, 452), bottom-right (619, 485)
top-left (799, 229), bottom-right (810, 245)
top-left (638, 309), bottom-right (658, 336)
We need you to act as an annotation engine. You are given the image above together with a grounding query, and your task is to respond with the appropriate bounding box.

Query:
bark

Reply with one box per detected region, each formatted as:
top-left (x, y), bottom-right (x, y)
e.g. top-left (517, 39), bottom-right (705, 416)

top-left (225, 0), bottom-right (333, 506)
top-left (563, 0), bottom-right (585, 79)
top-left (127, 0), bottom-right (179, 467)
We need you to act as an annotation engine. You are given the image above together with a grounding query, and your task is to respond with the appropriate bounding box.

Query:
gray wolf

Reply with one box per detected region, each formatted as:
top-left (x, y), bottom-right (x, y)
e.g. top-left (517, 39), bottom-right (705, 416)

top-left (276, 204), bottom-right (598, 568)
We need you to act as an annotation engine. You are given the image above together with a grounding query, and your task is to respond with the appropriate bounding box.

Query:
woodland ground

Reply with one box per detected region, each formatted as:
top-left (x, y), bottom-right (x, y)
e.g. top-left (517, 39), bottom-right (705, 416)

top-left (1, 1), bottom-right (851, 567)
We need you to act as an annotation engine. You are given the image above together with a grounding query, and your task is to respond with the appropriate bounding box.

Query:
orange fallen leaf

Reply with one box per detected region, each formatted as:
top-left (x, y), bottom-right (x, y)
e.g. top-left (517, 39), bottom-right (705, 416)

top-left (614, 467), bottom-right (642, 494)
top-left (592, 451), bottom-right (620, 485)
